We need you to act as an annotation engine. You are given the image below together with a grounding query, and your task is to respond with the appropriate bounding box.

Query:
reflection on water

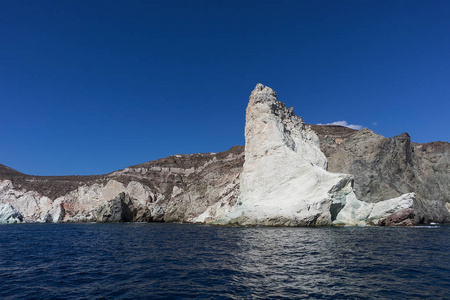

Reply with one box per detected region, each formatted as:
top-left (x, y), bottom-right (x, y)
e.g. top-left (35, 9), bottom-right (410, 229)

top-left (0, 223), bottom-right (448, 299)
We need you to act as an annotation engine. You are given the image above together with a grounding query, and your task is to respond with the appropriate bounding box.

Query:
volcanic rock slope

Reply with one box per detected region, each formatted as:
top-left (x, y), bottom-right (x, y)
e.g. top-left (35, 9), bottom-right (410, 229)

top-left (0, 146), bottom-right (244, 223)
top-left (310, 125), bottom-right (450, 223)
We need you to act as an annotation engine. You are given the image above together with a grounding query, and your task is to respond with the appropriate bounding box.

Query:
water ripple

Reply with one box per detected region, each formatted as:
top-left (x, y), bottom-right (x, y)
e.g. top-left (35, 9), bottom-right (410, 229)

top-left (0, 223), bottom-right (448, 299)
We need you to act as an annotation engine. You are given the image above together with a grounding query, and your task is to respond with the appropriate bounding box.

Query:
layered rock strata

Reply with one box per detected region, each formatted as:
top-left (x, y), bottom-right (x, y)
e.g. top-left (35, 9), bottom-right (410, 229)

top-left (0, 146), bottom-right (243, 223)
top-left (0, 84), bottom-right (449, 225)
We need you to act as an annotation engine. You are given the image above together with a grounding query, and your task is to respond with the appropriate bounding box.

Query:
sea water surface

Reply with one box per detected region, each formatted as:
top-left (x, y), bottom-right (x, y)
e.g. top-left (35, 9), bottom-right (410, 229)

top-left (0, 223), bottom-right (448, 299)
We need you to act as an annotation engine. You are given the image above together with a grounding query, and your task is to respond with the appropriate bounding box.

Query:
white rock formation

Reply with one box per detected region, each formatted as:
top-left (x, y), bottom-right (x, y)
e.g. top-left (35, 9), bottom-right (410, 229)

top-left (42, 201), bottom-right (65, 223)
top-left (0, 180), bottom-right (53, 221)
top-left (215, 84), bottom-right (353, 225)
top-left (0, 84), bottom-right (421, 226)
top-left (0, 203), bottom-right (24, 223)
top-left (334, 192), bottom-right (415, 225)
top-left (50, 180), bottom-right (157, 222)
top-left (216, 84), bottom-right (414, 226)
top-left (0, 178), bottom-right (159, 223)
top-left (193, 175), bottom-right (241, 223)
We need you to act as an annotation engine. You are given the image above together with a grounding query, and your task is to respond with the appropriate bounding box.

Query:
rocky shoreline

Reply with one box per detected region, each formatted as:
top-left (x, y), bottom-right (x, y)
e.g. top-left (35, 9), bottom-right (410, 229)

top-left (1, 84), bottom-right (449, 225)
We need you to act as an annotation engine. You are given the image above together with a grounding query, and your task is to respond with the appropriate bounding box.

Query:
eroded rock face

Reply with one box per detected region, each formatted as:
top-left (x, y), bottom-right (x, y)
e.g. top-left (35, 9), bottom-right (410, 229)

top-left (333, 192), bottom-right (415, 225)
top-left (216, 84), bottom-right (360, 226)
top-left (0, 146), bottom-right (244, 223)
top-left (378, 208), bottom-right (415, 226)
top-left (0, 84), bottom-right (448, 226)
top-left (215, 84), bottom-right (425, 226)
top-left (310, 125), bottom-right (450, 223)
top-left (0, 203), bottom-right (24, 223)
top-left (43, 202), bottom-right (65, 223)
top-left (97, 191), bottom-right (152, 222)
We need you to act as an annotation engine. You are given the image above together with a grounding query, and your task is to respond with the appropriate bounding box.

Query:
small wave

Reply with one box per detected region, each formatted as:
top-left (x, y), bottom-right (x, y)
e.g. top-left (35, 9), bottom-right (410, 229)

top-left (413, 225), bottom-right (439, 228)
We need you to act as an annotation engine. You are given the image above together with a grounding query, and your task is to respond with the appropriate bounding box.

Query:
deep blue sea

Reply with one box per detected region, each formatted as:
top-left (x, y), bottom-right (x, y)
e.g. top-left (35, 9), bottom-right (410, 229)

top-left (0, 223), bottom-right (448, 299)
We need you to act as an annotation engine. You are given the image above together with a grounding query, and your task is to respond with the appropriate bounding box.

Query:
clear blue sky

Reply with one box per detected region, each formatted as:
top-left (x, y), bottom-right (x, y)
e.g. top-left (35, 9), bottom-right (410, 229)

top-left (1, 0), bottom-right (449, 175)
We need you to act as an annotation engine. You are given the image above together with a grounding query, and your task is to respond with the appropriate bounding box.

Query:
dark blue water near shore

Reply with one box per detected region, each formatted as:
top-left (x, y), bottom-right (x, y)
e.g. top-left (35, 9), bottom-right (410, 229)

top-left (0, 223), bottom-right (448, 299)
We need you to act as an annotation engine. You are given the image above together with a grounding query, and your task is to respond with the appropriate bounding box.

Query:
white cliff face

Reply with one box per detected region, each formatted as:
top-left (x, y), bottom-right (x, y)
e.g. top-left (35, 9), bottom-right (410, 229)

top-left (0, 179), bottom-right (159, 223)
top-left (0, 180), bottom-right (53, 221)
top-left (217, 84), bottom-right (357, 226)
top-left (0, 203), bottom-right (24, 223)
top-left (54, 180), bottom-right (158, 222)
top-left (216, 84), bottom-right (415, 226)
top-left (333, 192), bottom-right (415, 225)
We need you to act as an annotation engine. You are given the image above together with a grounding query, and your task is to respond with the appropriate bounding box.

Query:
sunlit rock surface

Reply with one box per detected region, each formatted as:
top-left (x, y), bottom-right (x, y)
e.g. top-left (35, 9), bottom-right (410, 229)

top-left (310, 124), bottom-right (450, 223)
top-left (0, 203), bottom-right (24, 223)
top-left (333, 192), bottom-right (415, 226)
top-left (216, 84), bottom-right (356, 225)
top-left (215, 84), bottom-right (421, 226)
top-left (0, 146), bottom-right (243, 223)
top-left (0, 84), bottom-right (448, 225)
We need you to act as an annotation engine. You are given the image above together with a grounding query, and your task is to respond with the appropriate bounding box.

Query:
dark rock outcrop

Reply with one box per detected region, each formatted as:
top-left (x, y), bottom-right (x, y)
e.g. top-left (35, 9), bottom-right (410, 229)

top-left (309, 125), bottom-right (450, 223)
top-left (378, 208), bottom-right (415, 226)
top-left (97, 195), bottom-right (126, 222)
top-left (96, 192), bottom-right (149, 223)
